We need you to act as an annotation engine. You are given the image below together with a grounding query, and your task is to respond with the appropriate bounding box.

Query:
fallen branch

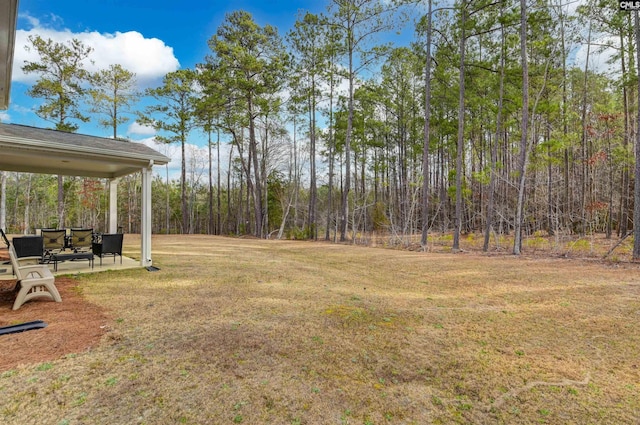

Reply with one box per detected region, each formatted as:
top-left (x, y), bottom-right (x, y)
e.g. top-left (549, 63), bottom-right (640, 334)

top-left (487, 374), bottom-right (591, 412)
top-left (603, 231), bottom-right (633, 259)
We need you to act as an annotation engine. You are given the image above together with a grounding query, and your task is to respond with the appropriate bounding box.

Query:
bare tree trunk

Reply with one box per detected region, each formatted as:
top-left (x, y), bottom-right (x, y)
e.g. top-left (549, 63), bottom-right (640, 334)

top-left (340, 45), bottom-right (354, 242)
top-left (325, 69), bottom-right (336, 242)
top-left (420, 0), bottom-right (433, 249)
top-left (308, 80), bottom-right (318, 240)
top-left (453, 3), bottom-right (466, 252)
top-left (277, 200), bottom-right (292, 240)
top-left (291, 116), bottom-right (299, 229)
top-left (23, 174), bottom-right (32, 234)
top-left (484, 1), bottom-right (506, 252)
top-left (632, 10), bottom-right (640, 260)
top-left (12, 173), bottom-right (20, 229)
top-left (606, 127), bottom-right (613, 239)
top-left (261, 114), bottom-right (269, 236)
top-left (547, 124), bottom-right (554, 235)
top-left (227, 144), bottom-right (233, 234)
top-left (248, 96), bottom-right (264, 238)
top-left (217, 128), bottom-right (222, 235)
top-left (556, 0), bottom-right (570, 231)
top-left (580, 16), bottom-right (593, 235)
top-left (620, 24), bottom-right (630, 236)
top-left (181, 137), bottom-right (188, 234)
top-left (513, 0), bottom-right (530, 255)
top-left (208, 128), bottom-right (214, 234)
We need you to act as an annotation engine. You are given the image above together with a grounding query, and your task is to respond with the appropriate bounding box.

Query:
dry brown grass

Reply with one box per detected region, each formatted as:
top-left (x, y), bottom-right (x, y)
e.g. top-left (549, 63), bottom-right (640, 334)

top-left (1, 234), bottom-right (640, 424)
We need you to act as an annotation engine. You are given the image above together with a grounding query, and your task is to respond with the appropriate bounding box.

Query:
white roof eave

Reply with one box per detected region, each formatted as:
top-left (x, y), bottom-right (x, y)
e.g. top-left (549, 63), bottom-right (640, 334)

top-left (0, 134), bottom-right (170, 165)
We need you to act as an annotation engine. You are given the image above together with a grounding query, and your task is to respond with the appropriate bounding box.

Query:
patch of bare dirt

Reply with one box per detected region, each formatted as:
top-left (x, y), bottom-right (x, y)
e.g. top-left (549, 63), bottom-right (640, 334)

top-left (0, 277), bottom-right (109, 371)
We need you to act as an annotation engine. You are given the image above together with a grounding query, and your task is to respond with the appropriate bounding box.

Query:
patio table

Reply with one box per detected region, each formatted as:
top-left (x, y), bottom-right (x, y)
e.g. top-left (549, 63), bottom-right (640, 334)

top-left (49, 252), bottom-right (94, 271)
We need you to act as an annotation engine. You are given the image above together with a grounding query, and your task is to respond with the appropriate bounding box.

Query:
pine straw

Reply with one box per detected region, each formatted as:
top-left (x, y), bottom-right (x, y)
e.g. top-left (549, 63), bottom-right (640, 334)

top-left (0, 277), bottom-right (109, 370)
top-left (1, 234), bottom-right (639, 424)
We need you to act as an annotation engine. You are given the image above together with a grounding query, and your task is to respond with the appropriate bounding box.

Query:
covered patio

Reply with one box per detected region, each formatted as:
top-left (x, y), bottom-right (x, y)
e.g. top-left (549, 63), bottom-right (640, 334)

top-left (0, 234), bottom-right (142, 279)
top-left (0, 122), bottom-right (170, 272)
top-left (1, 0), bottom-right (170, 274)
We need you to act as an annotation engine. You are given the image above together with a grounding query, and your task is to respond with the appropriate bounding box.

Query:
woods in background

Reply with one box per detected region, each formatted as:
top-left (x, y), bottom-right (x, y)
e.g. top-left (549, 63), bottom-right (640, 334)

top-left (2, 0), bottom-right (640, 256)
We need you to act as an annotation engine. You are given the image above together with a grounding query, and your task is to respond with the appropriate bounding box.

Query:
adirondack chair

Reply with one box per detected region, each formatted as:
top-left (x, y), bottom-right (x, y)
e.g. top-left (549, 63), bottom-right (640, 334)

top-left (12, 235), bottom-right (44, 265)
top-left (0, 228), bottom-right (8, 248)
top-left (8, 243), bottom-right (62, 310)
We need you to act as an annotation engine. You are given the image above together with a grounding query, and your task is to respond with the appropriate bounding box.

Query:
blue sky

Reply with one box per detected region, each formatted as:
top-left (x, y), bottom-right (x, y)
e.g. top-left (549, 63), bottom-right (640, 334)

top-left (15, 0), bottom-right (326, 72)
top-left (5, 0), bottom-right (327, 130)
top-left (1, 0), bottom-right (332, 177)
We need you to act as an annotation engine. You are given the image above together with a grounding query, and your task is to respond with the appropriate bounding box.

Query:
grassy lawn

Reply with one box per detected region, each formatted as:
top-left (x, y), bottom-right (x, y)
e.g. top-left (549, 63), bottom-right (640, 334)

top-left (1, 234), bottom-right (639, 424)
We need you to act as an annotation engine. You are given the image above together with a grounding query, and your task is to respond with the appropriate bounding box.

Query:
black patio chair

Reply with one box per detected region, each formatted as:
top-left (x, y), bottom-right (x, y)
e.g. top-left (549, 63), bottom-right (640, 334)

top-left (40, 229), bottom-right (66, 260)
top-left (92, 233), bottom-right (124, 266)
top-left (70, 228), bottom-right (93, 252)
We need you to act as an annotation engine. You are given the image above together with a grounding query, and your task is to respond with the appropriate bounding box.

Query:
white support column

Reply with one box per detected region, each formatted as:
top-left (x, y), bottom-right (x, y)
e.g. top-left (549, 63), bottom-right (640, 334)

top-left (108, 178), bottom-right (119, 234)
top-left (140, 164), bottom-right (153, 267)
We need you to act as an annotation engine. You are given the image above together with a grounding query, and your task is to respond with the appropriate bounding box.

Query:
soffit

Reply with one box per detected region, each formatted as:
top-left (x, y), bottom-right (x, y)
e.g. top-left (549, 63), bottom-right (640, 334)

top-left (0, 123), bottom-right (170, 178)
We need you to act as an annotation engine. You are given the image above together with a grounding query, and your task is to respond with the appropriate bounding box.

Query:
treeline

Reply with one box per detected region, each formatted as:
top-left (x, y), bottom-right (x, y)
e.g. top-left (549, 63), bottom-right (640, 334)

top-left (2, 0), bottom-right (640, 256)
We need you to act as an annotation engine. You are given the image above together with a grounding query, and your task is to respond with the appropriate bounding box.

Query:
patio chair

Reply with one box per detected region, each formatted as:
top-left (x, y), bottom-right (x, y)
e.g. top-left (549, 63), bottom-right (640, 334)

top-left (70, 228), bottom-right (93, 252)
top-left (8, 243), bottom-right (62, 310)
top-left (92, 233), bottom-right (124, 266)
top-left (41, 229), bottom-right (66, 259)
top-left (12, 236), bottom-right (44, 265)
top-left (0, 228), bottom-right (9, 248)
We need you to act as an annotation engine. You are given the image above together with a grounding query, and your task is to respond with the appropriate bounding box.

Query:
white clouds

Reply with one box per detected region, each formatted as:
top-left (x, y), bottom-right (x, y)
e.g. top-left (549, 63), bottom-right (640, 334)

top-left (132, 134), bottom-right (232, 181)
top-left (564, 0), bottom-right (586, 16)
top-left (127, 121), bottom-right (156, 136)
top-left (0, 112), bottom-right (9, 122)
top-left (22, 14), bottom-right (41, 28)
top-left (12, 14), bottom-right (180, 88)
top-left (135, 136), bottom-right (180, 177)
top-left (572, 36), bottom-right (619, 76)
top-left (79, 31), bottom-right (180, 84)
